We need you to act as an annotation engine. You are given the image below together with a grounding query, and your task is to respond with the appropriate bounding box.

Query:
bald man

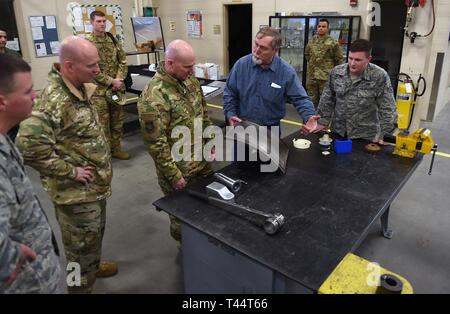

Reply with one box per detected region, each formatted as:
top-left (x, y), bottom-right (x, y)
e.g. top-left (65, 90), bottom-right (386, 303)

top-left (17, 36), bottom-right (116, 293)
top-left (137, 40), bottom-right (214, 244)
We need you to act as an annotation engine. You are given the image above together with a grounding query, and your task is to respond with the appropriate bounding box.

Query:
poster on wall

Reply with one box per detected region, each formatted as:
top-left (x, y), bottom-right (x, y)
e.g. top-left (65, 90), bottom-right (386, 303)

top-left (130, 17), bottom-right (165, 51)
top-left (28, 15), bottom-right (60, 57)
top-left (68, 3), bottom-right (124, 42)
top-left (187, 10), bottom-right (202, 38)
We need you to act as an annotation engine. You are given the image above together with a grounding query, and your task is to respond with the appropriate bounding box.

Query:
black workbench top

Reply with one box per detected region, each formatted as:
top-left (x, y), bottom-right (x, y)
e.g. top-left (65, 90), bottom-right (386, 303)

top-left (153, 131), bottom-right (422, 291)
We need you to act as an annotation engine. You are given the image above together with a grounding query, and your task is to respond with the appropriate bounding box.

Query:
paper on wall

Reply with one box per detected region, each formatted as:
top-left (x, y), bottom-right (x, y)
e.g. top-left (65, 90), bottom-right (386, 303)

top-left (50, 41), bottom-right (60, 54)
top-left (29, 16), bottom-right (44, 27)
top-left (6, 40), bottom-right (20, 51)
top-left (106, 20), bottom-right (113, 32)
top-left (72, 6), bottom-right (83, 20)
top-left (107, 7), bottom-right (114, 15)
top-left (31, 27), bottom-right (44, 40)
top-left (84, 22), bottom-right (92, 33)
top-left (35, 43), bottom-right (47, 57)
top-left (45, 16), bottom-right (56, 29)
top-left (87, 7), bottom-right (95, 17)
top-left (74, 19), bottom-right (83, 32)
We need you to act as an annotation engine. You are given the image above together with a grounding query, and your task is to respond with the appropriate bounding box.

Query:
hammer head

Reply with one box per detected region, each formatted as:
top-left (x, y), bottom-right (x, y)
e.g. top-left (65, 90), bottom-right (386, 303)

top-left (264, 213), bottom-right (285, 235)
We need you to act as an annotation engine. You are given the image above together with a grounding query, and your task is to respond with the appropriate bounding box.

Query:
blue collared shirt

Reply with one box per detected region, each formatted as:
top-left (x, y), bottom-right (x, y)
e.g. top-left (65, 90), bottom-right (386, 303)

top-left (223, 54), bottom-right (315, 126)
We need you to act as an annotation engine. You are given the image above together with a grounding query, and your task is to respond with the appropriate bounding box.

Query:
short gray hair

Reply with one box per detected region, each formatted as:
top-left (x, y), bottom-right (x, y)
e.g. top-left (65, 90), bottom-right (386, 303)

top-left (256, 27), bottom-right (281, 50)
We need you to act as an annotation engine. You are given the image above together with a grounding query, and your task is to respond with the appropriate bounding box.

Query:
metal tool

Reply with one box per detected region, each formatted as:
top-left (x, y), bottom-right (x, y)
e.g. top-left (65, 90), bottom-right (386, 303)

top-left (213, 172), bottom-right (248, 193)
top-left (384, 128), bottom-right (438, 175)
top-left (206, 182), bottom-right (235, 201)
top-left (226, 120), bottom-right (290, 173)
top-left (188, 189), bottom-right (285, 235)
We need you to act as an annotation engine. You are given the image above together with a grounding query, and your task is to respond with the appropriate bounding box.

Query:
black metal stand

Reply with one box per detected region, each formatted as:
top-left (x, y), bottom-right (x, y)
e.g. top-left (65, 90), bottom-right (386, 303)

top-left (381, 206), bottom-right (393, 239)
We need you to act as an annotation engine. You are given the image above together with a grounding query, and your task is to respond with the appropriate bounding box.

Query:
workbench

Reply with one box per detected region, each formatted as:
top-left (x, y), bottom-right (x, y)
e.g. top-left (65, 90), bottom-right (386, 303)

top-left (153, 131), bottom-right (423, 293)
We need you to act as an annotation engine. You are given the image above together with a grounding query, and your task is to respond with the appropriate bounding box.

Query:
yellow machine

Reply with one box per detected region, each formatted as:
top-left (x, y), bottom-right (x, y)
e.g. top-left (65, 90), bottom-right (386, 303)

top-left (385, 128), bottom-right (438, 175)
top-left (393, 128), bottom-right (435, 158)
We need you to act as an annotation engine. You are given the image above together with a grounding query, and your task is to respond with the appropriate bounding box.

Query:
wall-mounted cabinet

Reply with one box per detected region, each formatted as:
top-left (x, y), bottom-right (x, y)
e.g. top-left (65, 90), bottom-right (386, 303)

top-left (269, 15), bottom-right (361, 85)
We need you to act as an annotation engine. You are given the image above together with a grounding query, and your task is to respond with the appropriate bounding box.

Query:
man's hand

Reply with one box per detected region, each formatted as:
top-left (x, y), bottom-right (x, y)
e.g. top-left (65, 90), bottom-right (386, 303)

top-left (312, 124), bottom-right (327, 133)
top-left (228, 116), bottom-right (242, 126)
top-left (20, 244), bottom-right (37, 262)
top-left (111, 79), bottom-right (124, 91)
top-left (300, 115), bottom-right (321, 134)
top-left (5, 244), bottom-right (37, 286)
top-left (75, 166), bottom-right (94, 184)
top-left (173, 177), bottom-right (187, 190)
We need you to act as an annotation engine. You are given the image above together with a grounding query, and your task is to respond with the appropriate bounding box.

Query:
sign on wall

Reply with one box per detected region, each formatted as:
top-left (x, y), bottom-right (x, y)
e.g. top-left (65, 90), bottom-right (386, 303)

top-left (187, 10), bottom-right (202, 38)
top-left (69, 3), bottom-right (123, 42)
top-left (28, 15), bottom-right (60, 57)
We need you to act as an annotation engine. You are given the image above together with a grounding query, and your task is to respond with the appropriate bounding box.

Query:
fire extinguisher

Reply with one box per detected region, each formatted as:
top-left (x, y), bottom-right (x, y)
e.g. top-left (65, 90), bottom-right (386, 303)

top-left (405, 0), bottom-right (426, 7)
top-left (396, 73), bottom-right (426, 130)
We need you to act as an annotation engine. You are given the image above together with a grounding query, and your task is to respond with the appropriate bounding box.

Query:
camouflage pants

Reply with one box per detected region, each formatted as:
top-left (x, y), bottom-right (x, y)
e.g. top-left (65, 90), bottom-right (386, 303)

top-left (161, 163), bottom-right (214, 242)
top-left (91, 96), bottom-right (124, 153)
top-left (306, 79), bottom-right (327, 108)
top-left (54, 199), bottom-right (106, 294)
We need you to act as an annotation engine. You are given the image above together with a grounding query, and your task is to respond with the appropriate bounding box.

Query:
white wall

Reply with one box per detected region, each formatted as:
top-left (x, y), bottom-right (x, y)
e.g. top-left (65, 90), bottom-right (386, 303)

top-left (154, 0), bottom-right (372, 73)
top-left (399, 0), bottom-right (450, 128)
top-left (436, 42), bottom-right (450, 118)
top-left (14, 0), bottom-right (139, 90)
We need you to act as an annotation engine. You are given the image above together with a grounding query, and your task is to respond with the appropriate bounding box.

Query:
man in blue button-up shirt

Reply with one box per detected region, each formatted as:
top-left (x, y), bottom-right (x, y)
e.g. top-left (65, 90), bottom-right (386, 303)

top-left (223, 27), bottom-right (319, 133)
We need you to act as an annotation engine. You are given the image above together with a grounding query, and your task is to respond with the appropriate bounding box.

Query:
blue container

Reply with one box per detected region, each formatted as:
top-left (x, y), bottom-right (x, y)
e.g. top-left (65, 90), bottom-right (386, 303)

top-left (334, 139), bottom-right (352, 153)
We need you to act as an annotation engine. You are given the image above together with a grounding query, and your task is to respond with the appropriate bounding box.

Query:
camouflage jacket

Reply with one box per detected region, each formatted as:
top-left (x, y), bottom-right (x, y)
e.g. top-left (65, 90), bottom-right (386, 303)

top-left (86, 33), bottom-right (128, 96)
top-left (137, 62), bottom-right (213, 186)
top-left (305, 35), bottom-right (343, 81)
top-left (16, 64), bottom-right (112, 205)
top-left (0, 134), bottom-right (60, 293)
top-left (317, 63), bottom-right (397, 140)
top-left (3, 47), bottom-right (21, 57)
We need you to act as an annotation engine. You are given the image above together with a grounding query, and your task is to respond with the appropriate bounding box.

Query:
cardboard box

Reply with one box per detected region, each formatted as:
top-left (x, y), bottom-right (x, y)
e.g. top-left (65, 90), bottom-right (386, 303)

top-left (195, 63), bottom-right (220, 80)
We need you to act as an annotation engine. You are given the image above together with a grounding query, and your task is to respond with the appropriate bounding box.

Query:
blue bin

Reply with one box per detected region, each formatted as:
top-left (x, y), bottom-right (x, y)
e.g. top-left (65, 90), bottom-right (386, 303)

top-left (334, 139), bottom-right (352, 153)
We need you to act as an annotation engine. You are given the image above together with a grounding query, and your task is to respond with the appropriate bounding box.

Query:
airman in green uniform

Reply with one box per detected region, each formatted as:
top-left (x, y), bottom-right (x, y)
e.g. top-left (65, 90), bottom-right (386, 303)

top-left (86, 10), bottom-right (130, 160)
top-left (305, 19), bottom-right (343, 107)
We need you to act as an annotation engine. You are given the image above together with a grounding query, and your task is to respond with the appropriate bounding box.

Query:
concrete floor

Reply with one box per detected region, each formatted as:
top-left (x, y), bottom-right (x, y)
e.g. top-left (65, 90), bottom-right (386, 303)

top-left (27, 101), bottom-right (450, 294)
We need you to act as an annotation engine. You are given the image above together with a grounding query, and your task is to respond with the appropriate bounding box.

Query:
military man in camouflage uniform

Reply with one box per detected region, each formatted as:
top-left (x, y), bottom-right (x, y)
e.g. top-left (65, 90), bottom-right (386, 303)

top-left (305, 19), bottom-right (343, 107)
top-left (86, 10), bottom-right (130, 160)
top-left (137, 40), bottom-right (214, 243)
top-left (16, 36), bottom-right (116, 294)
top-left (0, 54), bottom-right (61, 293)
top-left (1, 29), bottom-right (22, 141)
top-left (315, 39), bottom-right (397, 142)
top-left (0, 29), bottom-right (21, 57)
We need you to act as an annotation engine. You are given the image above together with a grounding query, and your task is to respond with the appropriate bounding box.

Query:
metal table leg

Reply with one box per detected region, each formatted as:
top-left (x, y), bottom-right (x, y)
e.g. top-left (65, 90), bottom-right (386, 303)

top-left (380, 206), bottom-right (393, 239)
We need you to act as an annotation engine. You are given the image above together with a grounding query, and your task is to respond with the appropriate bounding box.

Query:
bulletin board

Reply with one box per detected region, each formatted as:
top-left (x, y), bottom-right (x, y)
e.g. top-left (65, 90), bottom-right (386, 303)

top-left (69, 3), bottom-right (124, 42)
top-left (28, 15), bottom-right (60, 58)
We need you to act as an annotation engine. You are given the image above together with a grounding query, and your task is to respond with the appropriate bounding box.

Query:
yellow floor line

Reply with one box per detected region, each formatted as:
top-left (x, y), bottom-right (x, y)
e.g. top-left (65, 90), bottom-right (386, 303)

top-left (436, 151), bottom-right (450, 158)
top-left (205, 103), bottom-right (450, 159)
top-left (207, 103), bottom-right (224, 110)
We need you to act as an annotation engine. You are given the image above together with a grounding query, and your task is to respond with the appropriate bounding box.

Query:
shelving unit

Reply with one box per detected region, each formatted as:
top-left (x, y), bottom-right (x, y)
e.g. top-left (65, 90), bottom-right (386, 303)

top-left (270, 15), bottom-right (361, 85)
